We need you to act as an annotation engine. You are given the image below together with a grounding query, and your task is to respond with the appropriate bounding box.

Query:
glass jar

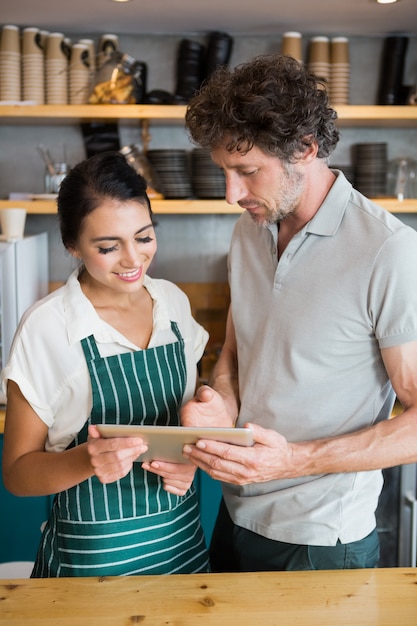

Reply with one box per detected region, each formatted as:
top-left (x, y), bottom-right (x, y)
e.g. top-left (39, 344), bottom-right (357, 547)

top-left (44, 163), bottom-right (69, 194)
top-left (89, 51), bottom-right (147, 104)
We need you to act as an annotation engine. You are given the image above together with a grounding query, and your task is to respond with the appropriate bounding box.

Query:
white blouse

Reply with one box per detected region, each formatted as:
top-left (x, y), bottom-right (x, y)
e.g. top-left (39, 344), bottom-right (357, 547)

top-left (1, 270), bottom-right (208, 452)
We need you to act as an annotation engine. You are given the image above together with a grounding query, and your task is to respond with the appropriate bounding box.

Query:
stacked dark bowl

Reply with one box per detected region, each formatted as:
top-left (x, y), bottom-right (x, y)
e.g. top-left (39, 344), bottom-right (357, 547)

top-left (175, 32), bottom-right (234, 103)
top-left (146, 149), bottom-right (193, 199)
top-left (191, 149), bottom-right (226, 198)
top-left (352, 143), bottom-right (388, 198)
top-left (175, 39), bottom-right (206, 103)
top-left (205, 31), bottom-right (233, 79)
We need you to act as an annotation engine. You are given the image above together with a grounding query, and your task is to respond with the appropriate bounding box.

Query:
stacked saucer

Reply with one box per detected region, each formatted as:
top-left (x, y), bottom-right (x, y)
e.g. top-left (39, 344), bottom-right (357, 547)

top-left (69, 42), bottom-right (91, 104)
top-left (353, 143), bottom-right (387, 198)
top-left (45, 32), bottom-right (68, 104)
top-left (22, 27), bottom-right (45, 104)
top-left (147, 149), bottom-right (193, 199)
top-left (329, 37), bottom-right (350, 105)
top-left (0, 25), bottom-right (21, 102)
top-left (191, 149), bottom-right (226, 198)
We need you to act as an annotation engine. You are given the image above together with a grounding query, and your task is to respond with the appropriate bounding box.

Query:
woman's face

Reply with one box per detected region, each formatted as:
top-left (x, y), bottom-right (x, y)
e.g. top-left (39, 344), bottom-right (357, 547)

top-left (70, 198), bottom-right (157, 297)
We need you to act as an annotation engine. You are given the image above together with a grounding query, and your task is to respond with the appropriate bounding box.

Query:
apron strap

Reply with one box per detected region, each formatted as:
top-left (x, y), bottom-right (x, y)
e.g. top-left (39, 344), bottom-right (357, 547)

top-left (81, 335), bottom-right (101, 360)
top-left (170, 320), bottom-right (184, 349)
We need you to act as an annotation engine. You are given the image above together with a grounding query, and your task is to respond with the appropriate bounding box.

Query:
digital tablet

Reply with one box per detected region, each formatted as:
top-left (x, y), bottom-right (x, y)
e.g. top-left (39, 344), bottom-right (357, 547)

top-left (96, 424), bottom-right (254, 464)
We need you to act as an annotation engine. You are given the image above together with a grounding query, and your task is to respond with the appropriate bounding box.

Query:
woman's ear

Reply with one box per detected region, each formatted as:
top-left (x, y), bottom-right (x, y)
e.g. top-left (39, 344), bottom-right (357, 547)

top-left (67, 246), bottom-right (82, 260)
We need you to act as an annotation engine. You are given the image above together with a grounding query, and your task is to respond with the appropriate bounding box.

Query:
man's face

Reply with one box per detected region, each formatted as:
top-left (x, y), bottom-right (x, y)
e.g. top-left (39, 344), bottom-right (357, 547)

top-left (211, 144), bottom-right (305, 227)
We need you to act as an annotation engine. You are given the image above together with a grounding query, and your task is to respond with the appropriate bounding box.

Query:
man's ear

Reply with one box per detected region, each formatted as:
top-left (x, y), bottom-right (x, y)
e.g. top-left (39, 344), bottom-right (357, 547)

top-left (300, 137), bottom-right (319, 163)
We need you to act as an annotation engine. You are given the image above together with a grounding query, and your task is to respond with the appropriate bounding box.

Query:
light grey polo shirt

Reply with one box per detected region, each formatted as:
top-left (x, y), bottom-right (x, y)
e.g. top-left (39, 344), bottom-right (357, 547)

top-left (224, 170), bottom-right (417, 546)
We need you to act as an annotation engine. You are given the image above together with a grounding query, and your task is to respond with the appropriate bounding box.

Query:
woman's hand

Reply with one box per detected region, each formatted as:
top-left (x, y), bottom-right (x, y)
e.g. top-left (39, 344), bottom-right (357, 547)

top-left (141, 459), bottom-right (197, 495)
top-left (87, 424), bottom-right (148, 484)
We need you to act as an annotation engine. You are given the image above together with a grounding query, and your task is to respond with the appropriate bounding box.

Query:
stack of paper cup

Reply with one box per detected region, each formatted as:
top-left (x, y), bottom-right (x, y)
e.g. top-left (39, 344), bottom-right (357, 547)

top-left (330, 37), bottom-right (350, 105)
top-left (78, 38), bottom-right (97, 98)
top-left (97, 33), bottom-right (119, 69)
top-left (281, 32), bottom-right (303, 64)
top-left (0, 25), bottom-right (21, 102)
top-left (39, 30), bottom-right (50, 50)
top-left (307, 36), bottom-right (330, 90)
top-left (22, 27), bottom-right (45, 104)
top-left (45, 32), bottom-right (68, 104)
top-left (69, 42), bottom-right (90, 104)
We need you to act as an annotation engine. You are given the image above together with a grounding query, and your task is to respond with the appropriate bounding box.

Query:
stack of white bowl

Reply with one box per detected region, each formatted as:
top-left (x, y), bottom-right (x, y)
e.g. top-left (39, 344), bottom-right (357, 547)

top-left (307, 36), bottom-right (330, 91)
top-left (0, 25), bottom-right (21, 102)
top-left (329, 37), bottom-right (350, 105)
top-left (45, 32), bottom-right (68, 104)
top-left (22, 27), bottom-right (45, 104)
top-left (69, 42), bottom-right (91, 104)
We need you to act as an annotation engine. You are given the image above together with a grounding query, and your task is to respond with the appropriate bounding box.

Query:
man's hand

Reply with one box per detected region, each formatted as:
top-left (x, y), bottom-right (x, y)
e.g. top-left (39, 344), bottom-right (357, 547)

top-left (181, 385), bottom-right (235, 428)
top-left (183, 422), bottom-right (298, 485)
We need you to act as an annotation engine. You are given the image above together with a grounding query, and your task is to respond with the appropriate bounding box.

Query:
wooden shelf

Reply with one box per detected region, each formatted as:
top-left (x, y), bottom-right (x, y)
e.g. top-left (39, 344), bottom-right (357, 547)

top-left (0, 198), bottom-right (243, 215)
top-left (0, 104), bottom-right (415, 215)
top-left (0, 104), bottom-right (416, 127)
top-left (0, 103), bottom-right (187, 125)
top-left (335, 105), bottom-right (417, 127)
top-left (1, 198), bottom-right (415, 215)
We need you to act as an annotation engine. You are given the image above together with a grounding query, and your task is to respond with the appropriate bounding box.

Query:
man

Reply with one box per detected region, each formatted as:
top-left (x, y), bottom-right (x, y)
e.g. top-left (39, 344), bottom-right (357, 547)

top-left (181, 54), bottom-right (417, 571)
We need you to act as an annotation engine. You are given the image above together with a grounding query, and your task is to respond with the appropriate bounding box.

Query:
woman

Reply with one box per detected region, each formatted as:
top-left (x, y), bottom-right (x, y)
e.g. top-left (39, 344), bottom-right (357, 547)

top-left (1, 152), bottom-right (210, 577)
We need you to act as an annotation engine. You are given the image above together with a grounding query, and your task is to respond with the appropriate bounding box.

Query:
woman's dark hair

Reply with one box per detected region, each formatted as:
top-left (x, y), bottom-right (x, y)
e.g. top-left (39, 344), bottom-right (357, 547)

top-left (185, 54), bottom-right (340, 162)
top-left (58, 151), bottom-right (154, 250)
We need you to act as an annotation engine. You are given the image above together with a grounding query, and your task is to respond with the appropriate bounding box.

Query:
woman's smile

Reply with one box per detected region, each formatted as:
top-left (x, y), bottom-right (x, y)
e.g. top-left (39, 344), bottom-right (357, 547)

top-left (116, 268), bottom-right (142, 282)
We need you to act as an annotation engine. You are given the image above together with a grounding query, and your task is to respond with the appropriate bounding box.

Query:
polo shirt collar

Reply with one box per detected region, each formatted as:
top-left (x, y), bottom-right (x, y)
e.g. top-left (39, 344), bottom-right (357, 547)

top-left (305, 169), bottom-right (352, 237)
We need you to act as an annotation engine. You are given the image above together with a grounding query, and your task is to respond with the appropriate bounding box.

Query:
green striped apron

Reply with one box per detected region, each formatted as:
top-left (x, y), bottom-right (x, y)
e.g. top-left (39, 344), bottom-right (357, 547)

top-left (32, 321), bottom-right (209, 577)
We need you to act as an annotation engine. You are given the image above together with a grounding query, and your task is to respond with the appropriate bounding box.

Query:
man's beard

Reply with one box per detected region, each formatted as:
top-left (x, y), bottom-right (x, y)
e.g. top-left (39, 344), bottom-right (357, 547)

top-left (257, 165), bottom-right (305, 228)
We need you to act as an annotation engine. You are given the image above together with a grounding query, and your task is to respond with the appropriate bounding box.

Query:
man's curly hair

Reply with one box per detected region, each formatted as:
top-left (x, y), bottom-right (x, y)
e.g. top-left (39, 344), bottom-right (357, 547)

top-left (185, 54), bottom-right (339, 162)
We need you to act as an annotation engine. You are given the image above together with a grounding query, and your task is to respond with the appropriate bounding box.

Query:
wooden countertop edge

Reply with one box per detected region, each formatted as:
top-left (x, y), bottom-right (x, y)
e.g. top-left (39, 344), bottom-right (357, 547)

top-left (0, 568), bottom-right (416, 625)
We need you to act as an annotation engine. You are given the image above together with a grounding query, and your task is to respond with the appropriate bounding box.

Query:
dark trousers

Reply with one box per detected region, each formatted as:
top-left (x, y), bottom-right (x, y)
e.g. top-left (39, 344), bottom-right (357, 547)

top-left (209, 499), bottom-right (380, 572)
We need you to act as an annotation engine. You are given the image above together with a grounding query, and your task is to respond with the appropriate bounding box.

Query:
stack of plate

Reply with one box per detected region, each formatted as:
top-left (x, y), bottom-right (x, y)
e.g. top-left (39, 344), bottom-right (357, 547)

top-left (353, 143), bottom-right (387, 198)
top-left (146, 149), bottom-right (193, 199)
top-left (191, 149), bottom-right (226, 198)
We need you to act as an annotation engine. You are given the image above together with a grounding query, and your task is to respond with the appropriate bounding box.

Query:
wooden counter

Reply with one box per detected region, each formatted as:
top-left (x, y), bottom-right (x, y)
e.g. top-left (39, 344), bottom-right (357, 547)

top-left (0, 568), bottom-right (416, 625)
